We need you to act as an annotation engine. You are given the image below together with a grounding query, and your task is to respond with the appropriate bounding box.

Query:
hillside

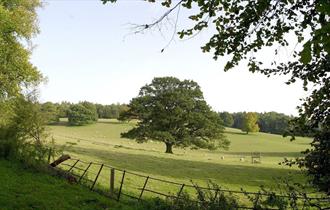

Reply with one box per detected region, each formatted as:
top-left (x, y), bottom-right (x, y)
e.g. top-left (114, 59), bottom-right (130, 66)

top-left (0, 159), bottom-right (135, 210)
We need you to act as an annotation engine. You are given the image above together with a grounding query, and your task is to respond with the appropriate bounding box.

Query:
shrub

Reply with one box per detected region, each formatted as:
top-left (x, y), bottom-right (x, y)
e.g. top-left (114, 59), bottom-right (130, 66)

top-left (0, 96), bottom-right (53, 164)
top-left (67, 103), bottom-right (98, 126)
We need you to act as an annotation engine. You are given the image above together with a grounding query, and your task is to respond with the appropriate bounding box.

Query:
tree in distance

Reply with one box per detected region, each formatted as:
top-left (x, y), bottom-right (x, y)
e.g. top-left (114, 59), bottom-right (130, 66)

top-left (241, 112), bottom-right (260, 134)
top-left (119, 77), bottom-right (229, 154)
top-left (40, 102), bottom-right (60, 125)
top-left (219, 112), bottom-right (234, 127)
top-left (67, 102), bottom-right (98, 126)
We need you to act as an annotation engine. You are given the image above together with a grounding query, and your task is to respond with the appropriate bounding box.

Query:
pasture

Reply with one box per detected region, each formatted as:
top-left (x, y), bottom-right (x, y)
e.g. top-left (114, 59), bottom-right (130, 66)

top-left (49, 119), bottom-right (311, 199)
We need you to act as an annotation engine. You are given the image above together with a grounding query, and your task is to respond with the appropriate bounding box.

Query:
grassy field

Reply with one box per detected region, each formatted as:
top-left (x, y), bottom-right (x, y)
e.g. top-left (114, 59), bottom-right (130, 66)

top-left (0, 159), bottom-right (138, 210)
top-left (49, 119), bottom-right (311, 200)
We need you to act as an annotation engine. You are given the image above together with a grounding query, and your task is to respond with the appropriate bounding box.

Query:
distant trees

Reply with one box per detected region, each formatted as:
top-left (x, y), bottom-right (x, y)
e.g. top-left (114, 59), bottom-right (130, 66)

top-left (258, 112), bottom-right (291, 135)
top-left (232, 112), bottom-right (245, 130)
top-left (120, 77), bottom-right (229, 154)
top-left (40, 102), bottom-right (60, 124)
top-left (96, 103), bottom-right (129, 119)
top-left (41, 102), bottom-right (128, 121)
top-left (41, 99), bottom-right (292, 135)
top-left (223, 112), bottom-right (293, 135)
top-left (57, 102), bottom-right (72, 118)
top-left (219, 112), bottom-right (234, 127)
top-left (67, 102), bottom-right (98, 126)
top-left (241, 112), bottom-right (260, 134)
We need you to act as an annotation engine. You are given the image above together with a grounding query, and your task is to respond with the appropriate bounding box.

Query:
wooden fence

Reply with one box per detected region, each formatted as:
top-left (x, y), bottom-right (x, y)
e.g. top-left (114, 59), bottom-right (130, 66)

top-left (57, 158), bottom-right (329, 210)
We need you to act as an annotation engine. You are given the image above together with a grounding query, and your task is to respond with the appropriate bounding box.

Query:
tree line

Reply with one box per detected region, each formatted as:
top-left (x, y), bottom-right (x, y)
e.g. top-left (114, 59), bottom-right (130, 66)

top-left (219, 111), bottom-right (294, 135)
top-left (42, 100), bottom-right (295, 136)
top-left (40, 101), bottom-right (128, 125)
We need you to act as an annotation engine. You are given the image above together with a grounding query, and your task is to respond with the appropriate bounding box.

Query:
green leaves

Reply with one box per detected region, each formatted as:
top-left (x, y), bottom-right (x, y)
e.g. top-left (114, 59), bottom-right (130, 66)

top-left (100, 0), bottom-right (117, 4)
top-left (241, 112), bottom-right (260, 134)
top-left (316, 0), bottom-right (330, 15)
top-left (120, 77), bottom-right (228, 153)
top-left (299, 41), bottom-right (312, 64)
top-left (0, 0), bottom-right (42, 99)
top-left (67, 102), bottom-right (98, 126)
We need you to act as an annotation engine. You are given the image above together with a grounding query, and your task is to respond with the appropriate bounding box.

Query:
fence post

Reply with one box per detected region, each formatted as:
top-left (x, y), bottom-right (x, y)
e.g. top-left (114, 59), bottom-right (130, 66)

top-left (91, 164), bottom-right (104, 190)
top-left (110, 168), bottom-right (115, 196)
top-left (47, 148), bottom-right (52, 163)
top-left (139, 176), bottom-right (149, 201)
top-left (68, 159), bottom-right (80, 172)
top-left (213, 189), bottom-right (219, 201)
top-left (78, 162), bottom-right (92, 183)
top-left (177, 184), bottom-right (185, 199)
top-left (117, 170), bottom-right (126, 201)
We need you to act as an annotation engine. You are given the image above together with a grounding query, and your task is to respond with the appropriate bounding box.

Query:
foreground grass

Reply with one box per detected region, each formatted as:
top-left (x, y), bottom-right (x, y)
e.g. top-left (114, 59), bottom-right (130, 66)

top-left (0, 159), bottom-right (137, 210)
top-left (49, 119), bottom-right (311, 198)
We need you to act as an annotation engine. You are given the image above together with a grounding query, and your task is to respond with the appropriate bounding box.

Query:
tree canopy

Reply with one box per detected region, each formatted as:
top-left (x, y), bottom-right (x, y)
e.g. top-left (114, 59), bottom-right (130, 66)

top-left (258, 112), bottom-right (291, 135)
top-left (40, 102), bottom-right (60, 125)
top-left (96, 103), bottom-right (129, 119)
top-left (219, 112), bottom-right (234, 127)
top-left (120, 77), bottom-right (229, 153)
top-left (0, 0), bottom-right (42, 98)
top-left (67, 102), bottom-right (98, 126)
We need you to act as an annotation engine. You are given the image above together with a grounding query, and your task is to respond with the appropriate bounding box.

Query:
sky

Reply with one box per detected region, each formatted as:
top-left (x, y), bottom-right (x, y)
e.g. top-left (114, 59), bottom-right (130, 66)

top-left (31, 0), bottom-right (309, 115)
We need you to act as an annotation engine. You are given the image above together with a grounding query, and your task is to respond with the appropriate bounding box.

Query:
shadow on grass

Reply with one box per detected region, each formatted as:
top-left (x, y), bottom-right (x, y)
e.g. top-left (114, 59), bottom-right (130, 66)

top-left (50, 121), bottom-right (69, 126)
top-left (222, 151), bottom-right (303, 157)
top-left (66, 146), bottom-right (306, 189)
top-left (224, 130), bottom-right (247, 136)
top-left (97, 121), bottom-right (126, 125)
top-left (52, 120), bottom-right (134, 127)
top-left (297, 142), bottom-right (311, 146)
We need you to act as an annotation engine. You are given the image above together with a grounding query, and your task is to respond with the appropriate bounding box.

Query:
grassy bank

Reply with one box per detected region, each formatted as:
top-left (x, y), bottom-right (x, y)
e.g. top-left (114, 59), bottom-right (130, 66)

top-left (0, 159), bottom-right (136, 210)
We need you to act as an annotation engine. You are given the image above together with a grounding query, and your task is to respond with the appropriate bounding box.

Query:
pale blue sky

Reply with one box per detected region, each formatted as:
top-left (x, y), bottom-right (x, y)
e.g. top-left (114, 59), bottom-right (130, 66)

top-left (31, 0), bottom-right (308, 115)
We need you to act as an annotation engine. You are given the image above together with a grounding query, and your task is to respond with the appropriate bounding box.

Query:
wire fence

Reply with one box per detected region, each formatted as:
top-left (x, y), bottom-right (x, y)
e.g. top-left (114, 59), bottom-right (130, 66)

top-left (56, 158), bottom-right (329, 210)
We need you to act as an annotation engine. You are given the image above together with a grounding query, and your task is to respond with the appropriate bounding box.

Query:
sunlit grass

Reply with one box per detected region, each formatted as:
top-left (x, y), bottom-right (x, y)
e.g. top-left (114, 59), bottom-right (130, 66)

top-left (50, 119), bottom-right (311, 197)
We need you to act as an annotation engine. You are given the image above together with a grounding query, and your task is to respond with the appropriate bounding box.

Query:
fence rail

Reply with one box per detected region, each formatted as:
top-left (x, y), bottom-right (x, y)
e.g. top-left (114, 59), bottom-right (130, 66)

top-left (56, 158), bottom-right (329, 210)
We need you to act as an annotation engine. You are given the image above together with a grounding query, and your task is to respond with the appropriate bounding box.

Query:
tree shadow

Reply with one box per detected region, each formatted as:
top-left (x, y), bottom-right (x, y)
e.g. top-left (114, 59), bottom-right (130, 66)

top-left (224, 130), bottom-right (248, 136)
top-left (222, 151), bottom-right (303, 157)
top-left (97, 121), bottom-right (126, 125)
top-left (49, 121), bottom-right (69, 126)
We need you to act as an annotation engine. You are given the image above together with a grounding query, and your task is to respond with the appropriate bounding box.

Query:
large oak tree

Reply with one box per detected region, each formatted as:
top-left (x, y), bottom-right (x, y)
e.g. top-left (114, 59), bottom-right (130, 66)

top-left (119, 77), bottom-right (229, 154)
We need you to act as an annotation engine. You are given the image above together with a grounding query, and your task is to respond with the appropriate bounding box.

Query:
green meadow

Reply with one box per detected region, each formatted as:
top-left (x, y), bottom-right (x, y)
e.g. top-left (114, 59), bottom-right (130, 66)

top-left (49, 118), bottom-right (311, 200)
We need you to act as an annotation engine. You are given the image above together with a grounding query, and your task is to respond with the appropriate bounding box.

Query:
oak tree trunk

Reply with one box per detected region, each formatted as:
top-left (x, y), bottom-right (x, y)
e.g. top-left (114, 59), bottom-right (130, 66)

top-left (165, 143), bottom-right (173, 154)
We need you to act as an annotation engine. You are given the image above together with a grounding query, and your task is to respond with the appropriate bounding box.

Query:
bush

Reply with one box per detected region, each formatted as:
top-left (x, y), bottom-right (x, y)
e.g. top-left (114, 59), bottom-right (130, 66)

top-left (139, 180), bottom-right (329, 210)
top-left (41, 102), bottom-right (60, 124)
top-left (140, 182), bottom-right (240, 210)
top-left (67, 102), bottom-right (98, 126)
top-left (0, 96), bottom-right (53, 164)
